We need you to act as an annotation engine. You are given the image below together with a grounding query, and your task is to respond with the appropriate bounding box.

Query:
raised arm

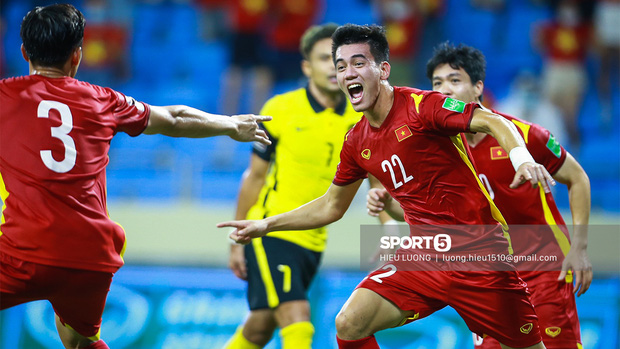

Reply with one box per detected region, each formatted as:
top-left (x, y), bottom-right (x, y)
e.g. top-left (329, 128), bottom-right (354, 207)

top-left (144, 105), bottom-right (272, 145)
top-left (553, 152), bottom-right (592, 296)
top-left (470, 108), bottom-right (556, 192)
top-left (218, 179), bottom-right (364, 244)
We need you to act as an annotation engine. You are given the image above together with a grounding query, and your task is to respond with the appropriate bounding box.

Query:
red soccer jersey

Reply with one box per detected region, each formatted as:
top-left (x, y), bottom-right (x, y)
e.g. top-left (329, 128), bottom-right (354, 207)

top-left (0, 75), bottom-right (150, 273)
top-left (468, 111), bottom-right (570, 270)
top-left (334, 86), bottom-right (509, 254)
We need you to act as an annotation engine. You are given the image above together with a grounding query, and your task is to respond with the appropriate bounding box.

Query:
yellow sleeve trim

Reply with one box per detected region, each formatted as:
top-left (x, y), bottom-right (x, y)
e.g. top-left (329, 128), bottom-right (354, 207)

top-left (0, 171), bottom-right (8, 237)
top-left (538, 186), bottom-right (571, 256)
top-left (511, 119), bottom-right (531, 144)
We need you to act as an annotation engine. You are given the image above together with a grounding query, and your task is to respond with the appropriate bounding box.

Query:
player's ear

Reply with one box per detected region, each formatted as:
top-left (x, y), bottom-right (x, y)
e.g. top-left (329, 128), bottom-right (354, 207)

top-left (21, 44), bottom-right (30, 62)
top-left (71, 47), bottom-right (82, 66)
top-left (380, 61), bottom-right (391, 81)
top-left (474, 80), bottom-right (484, 100)
top-left (301, 59), bottom-right (311, 78)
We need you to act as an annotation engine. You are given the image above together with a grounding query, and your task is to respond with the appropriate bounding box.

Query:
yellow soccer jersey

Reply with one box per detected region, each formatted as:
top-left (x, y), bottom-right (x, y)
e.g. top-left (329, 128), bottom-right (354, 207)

top-left (246, 87), bottom-right (362, 252)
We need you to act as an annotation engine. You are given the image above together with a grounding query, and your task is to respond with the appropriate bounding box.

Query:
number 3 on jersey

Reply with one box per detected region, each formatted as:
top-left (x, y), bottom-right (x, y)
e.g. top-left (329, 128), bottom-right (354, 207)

top-left (38, 100), bottom-right (76, 173)
top-left (381, 154), bottom-right (413, 189)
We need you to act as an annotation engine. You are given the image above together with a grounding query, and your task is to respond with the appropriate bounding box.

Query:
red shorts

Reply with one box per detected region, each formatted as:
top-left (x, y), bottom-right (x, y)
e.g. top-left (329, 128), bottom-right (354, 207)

top-left (474, 271), bottom-right (582, 349)
top-left (0, 252), bottom-right (113, 338)
top-left (358, 264), bottom-right (542, 348)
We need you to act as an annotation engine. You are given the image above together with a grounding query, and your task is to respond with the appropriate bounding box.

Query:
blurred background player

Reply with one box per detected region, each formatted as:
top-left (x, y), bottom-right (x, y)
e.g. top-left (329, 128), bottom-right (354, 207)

top-left (534, 0), bottom-right (594, 149)
top-left (0, 4), bottom-right (270, 349)
top-left (224, 23), bottom-right (361, 349)
top-left (219, 0), bottom-right (273, 116)
top-left (367, 42), bottom-right (592, 348)
top-left (219, 24), bottom-right (557, 349)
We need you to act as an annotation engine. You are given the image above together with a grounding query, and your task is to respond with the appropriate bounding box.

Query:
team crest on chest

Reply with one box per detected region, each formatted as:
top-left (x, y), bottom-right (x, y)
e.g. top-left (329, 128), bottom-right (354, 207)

top-left (395, 125), bottom-right (412, 142)
top-left (490, 146), bottom-right (509, 160)
top-left (361, 149), bottom-right (371, 160)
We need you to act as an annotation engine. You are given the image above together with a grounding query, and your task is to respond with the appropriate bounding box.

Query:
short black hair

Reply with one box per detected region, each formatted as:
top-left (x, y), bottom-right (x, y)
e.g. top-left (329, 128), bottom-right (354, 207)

top-left (20, 4), bottom-right (85, 68)
top-left (300, 23), bottom-right (339, 60)
top-left (426, 42), bottom-right (486, 84)
top-left (331, 24), bottom-right (389, 64)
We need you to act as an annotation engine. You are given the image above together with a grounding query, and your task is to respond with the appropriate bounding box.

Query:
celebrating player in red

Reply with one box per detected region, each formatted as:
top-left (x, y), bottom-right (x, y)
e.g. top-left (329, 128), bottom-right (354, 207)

top-left (368, 42), bottom-right (591, 348)
top-left (218, 24), bottom-right (555, 349)
top-left (0, 4), bottom-right (270, 349)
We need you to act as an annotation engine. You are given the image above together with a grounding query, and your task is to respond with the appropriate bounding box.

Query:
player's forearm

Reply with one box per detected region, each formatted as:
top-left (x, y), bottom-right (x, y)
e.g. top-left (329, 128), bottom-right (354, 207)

top-left (567, 173), bottom-right (591, 248)
top-left (264, 195), bottom-right (345, 232)
top-left (146, 105), bottom-right (238, 138)
top-left (234, 170), bottom-right (266, 220)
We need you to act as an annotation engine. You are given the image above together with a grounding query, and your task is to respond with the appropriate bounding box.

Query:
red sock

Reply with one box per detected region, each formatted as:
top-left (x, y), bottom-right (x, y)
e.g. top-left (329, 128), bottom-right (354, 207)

top-left (337, 335), bottom-right (380, 349)
top-left (81, 340), bottom-right (109, 349)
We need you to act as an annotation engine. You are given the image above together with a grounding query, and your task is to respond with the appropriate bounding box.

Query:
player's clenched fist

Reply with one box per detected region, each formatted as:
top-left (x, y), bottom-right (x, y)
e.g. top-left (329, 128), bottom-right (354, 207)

top-left (366, 188), bottom-right (392, 217)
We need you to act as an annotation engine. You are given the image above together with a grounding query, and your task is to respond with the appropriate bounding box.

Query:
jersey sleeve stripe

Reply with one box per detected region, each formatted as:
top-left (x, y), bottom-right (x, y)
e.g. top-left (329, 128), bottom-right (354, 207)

top-left (511, 120), bottom-right (531, 144)
top-left (537, 186), bottom-right (571, 256)
top-left (0, 171), bottom-right (8, 237)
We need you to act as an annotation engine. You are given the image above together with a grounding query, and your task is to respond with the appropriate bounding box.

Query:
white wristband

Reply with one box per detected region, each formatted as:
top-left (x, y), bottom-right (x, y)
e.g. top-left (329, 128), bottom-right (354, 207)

top-left (509, 146), bottom-right (535, 171)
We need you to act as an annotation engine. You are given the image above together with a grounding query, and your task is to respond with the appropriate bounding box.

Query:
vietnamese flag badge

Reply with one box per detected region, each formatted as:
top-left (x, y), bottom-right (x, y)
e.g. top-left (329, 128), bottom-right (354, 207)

top-left (395, 125), bottom-right (412, 142)
top-left (490, 146), bottom-right (509, 160)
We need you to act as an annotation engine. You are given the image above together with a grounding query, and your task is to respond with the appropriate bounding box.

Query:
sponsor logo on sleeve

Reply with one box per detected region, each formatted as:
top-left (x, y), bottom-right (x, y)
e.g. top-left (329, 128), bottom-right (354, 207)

top-left (546, 134), bottom-right (562, 158)
top-left (442, 97), bottom-right (465, 113)
top-left (395, 125), bottom-right (413, 142)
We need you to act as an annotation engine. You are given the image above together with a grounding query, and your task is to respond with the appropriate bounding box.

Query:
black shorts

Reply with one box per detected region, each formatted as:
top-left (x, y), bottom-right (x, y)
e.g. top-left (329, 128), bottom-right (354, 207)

top-left (244, 237), bottom-right (322, 310)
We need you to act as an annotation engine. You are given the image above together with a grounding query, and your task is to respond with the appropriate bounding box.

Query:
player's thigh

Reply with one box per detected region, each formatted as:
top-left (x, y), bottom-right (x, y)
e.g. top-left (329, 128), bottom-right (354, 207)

top-left (244, 237), bottom-right (321, 311)
top-left (49, 268), bottom-right (114, 339)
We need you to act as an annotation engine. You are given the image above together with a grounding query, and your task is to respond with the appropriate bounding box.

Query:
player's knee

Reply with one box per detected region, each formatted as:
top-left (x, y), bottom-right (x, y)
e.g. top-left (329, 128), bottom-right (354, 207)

top-left (335, 311), bottom-right (366, 340)
top-left (243, 326), bottom-right (274, 347)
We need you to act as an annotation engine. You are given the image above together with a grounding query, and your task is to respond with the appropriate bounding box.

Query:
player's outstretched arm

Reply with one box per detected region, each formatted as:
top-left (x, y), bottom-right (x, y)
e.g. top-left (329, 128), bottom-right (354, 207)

top-left (553, 152), bottom-right (592, 296)
top-left (470, 108), bottom-right (556, 193)
top-left (144, 105), bottom-right (272, 145)
top-left (218, 179), bottom-right (364, 244)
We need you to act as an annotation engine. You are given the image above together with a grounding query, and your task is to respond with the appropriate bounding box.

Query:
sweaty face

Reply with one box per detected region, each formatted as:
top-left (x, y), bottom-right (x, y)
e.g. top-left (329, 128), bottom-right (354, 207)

top-left (306, 38), bottom-right (340, 93)
top-left (431, 63), bottom-right (481, 104)
top-left (335, 43), bottom-right (383, 112)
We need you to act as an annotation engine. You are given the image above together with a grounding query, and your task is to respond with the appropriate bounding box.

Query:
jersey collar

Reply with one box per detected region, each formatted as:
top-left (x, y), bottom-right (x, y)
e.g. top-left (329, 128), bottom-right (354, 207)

top-left (306, 85), bottom-right (347, 116)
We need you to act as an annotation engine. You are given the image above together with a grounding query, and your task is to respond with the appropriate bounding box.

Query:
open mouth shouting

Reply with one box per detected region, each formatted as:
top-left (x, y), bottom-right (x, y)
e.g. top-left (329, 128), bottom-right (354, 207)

top-left (347, 83), bottom-right (363, 104)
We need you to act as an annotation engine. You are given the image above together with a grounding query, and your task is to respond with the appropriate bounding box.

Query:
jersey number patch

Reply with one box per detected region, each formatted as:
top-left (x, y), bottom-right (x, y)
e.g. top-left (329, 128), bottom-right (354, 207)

top-left (38, 101), bottom-right (76, 173)
top-left (381, 154), bottom-right (413, 189)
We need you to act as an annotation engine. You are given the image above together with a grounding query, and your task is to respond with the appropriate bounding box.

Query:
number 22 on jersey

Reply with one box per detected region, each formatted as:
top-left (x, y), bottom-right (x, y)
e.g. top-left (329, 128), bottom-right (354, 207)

top-left (381, 154), bottom-right (413, 189)
top-left (38, 100), bottom-right (76, 173)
